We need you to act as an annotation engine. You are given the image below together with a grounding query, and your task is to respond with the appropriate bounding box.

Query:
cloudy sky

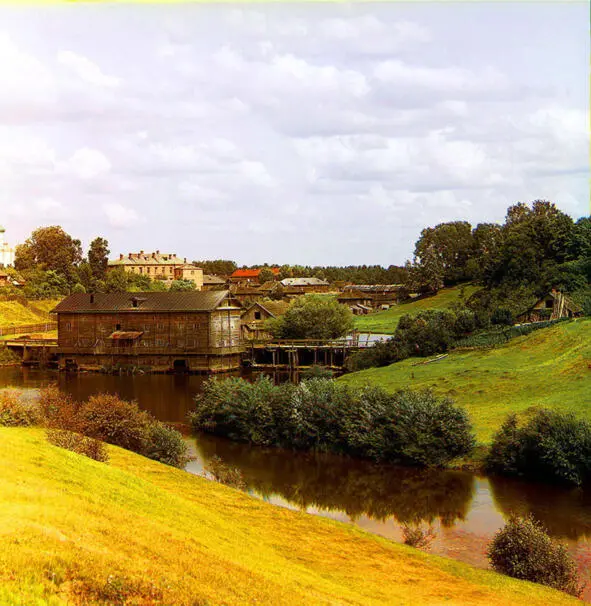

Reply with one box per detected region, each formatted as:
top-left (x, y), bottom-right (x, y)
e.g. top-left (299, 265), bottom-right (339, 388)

top-left (0, 3), bottom-right (588, 266)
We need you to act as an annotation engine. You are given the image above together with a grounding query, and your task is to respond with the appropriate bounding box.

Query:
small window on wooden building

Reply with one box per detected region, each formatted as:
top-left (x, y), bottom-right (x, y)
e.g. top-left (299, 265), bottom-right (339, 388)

top-left (254, 311), bottom-right (261, 320)
top-left (545, 299), bottom-right (554, 309)
top-left (116, 323), bottom-right (121, 331)
top-left (65, 322), bottom-right (72, 331)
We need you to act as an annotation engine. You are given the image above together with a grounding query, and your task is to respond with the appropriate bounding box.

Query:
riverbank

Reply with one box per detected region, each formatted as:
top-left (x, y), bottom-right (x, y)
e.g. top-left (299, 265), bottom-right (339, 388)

top-left (340, 318), bottom-right (591, 443)
top-left (0, 426), bottom-right (580, 605)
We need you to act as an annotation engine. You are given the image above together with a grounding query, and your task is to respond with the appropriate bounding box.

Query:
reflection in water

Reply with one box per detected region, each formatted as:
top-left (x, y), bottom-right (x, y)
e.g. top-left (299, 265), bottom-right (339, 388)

top-left (489, 475), bottom-right (591, 541)
top-left (192, 433), bottom-right (475, 527)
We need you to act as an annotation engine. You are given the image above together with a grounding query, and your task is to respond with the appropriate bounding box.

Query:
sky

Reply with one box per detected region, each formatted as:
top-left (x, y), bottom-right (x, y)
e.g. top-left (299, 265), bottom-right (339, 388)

top-left (0, 2), bottom-right (589, 267)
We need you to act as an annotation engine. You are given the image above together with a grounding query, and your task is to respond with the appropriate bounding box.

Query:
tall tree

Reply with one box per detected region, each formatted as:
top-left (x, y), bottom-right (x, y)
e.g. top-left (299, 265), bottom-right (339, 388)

top-left (15, 226), bottom-right (83, 283)
top-left (88, 237), bottom-right (110, 280)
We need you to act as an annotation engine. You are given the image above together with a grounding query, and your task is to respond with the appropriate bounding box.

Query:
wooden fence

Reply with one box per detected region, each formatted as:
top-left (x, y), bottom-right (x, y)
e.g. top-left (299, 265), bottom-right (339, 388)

top-left (0, 322), bottom-right (57, 337)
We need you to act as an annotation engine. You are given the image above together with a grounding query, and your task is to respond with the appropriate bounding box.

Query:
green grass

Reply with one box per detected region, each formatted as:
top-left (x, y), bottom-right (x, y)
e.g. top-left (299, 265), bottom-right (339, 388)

top-left (341, 318), bottom-right (591, 444)
top-left (354, 285), bottom-right (481, 334)
top-left (0, 299), bottom-right (60, 329)
top-left (0, 427), bottom-right (579, 605)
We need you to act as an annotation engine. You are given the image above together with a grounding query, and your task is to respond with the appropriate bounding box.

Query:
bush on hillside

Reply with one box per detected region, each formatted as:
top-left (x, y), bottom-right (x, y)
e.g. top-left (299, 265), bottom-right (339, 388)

top-left (205, 455), bottom-right (247, 490)
top-left (402, 523), bottom-right (437, 550)
top-left (0, 390), bottom-right (41, 426)
top-left (487, 515), bottom-right (583, 597)
top-left (191, 377), bottom-right (475, 468)
top-left (46, 429), bottom-right (109, 463)
top-left (39, 387), bottom-right (190, 469)
top-left (486, 409), bottom-right (591, 487)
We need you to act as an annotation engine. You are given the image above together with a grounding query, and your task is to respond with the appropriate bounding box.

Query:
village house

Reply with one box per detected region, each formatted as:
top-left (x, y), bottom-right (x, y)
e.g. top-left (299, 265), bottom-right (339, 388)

top-left (341, 284), bottom-right (408, 309)
top-left (0, 226), bottom-right (16, 268)
top-left (337, 290), bottom-right (375, 315)
top-left (202, 274), bottom-right (227, 291)
top-left (240, 300), bottom-right (290, 341)
top-left (279, 277), bottom-right (331, 293)
top-left (50, 291), bottom-right (244, 373)
top-left (515, 289), bottom-right (583, 324)
top-left (229, 267), bottom-right (280, 285)
top-left (108, 252), bottom-right (204, 289)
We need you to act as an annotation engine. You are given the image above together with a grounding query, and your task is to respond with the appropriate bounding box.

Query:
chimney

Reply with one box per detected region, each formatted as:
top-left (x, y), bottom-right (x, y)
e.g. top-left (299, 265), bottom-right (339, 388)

top-left (119, 254), bottom-right (123, 260)
top-left (184, 257), bottom-right (187, 264)
top-left (128, 253), bottom-right (132, 259)
top-left (90, 294), bottom-right (95, 304)
top-left (156, 250), bottom-right (160, 255)
top-left (152, 252), bottom-right (156, 259)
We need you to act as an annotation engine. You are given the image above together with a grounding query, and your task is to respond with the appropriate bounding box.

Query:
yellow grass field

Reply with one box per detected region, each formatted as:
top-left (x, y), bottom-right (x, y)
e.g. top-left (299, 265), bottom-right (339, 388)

top-left (0, 427), bottom-right (579, 605)
top-left (0, 299), bottom-right (61, 329)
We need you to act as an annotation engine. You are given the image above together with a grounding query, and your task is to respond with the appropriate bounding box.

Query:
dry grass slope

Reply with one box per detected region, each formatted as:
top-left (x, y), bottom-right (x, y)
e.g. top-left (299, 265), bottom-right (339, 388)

top-left (0, 299), bottom-right (61, 328)
top-left (0, 427), bottom-right (580, 605)
top-left (340, 318), bottom-right (591, 443)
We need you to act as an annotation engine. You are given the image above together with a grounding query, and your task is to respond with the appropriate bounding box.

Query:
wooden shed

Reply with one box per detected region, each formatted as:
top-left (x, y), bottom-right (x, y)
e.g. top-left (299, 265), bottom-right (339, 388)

top-left (50, 291), bottom-right (244, 373)
top-left (241, 300), bottom-right (290, 341)
top-left (515, 289), bottom-right (583, 324)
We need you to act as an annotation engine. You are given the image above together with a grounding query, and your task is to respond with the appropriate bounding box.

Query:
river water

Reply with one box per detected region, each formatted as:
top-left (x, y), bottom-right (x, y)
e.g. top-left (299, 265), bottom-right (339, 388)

top-left (2, 367), bottom-right (590, 597)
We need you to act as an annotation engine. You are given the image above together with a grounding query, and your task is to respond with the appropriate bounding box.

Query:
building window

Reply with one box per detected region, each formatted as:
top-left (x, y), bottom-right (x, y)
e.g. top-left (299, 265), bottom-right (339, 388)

top-left (65, 322), bottom-right (72, 331)
top-left (254, 311), bottom-right (261, 320)
top-left (139, 267), bottom-right (143, 274)
top-left (116, 323), bottom-right (121, 331)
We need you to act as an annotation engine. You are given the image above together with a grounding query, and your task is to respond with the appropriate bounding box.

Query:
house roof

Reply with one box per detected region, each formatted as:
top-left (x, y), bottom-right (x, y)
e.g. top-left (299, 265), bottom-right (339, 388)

top-left (203, 274), bottom-right (226, 284)
top-left (241, 300), bottom-right (290, 319)
top-left (231, 267), bottom-right (280, 279)
top-left (343, 284), bottom-right (404, 293)
top-left (280, 277), bottom-right (329, 287)
top-left (51, 291), bottom-right (234, 314)
top-left (109, 253), bottom-right (188, 267)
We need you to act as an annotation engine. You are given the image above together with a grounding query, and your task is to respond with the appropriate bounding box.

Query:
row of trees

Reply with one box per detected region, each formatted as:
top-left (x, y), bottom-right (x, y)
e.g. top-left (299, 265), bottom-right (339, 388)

top-left (406, 201), bottom-right (590, 304)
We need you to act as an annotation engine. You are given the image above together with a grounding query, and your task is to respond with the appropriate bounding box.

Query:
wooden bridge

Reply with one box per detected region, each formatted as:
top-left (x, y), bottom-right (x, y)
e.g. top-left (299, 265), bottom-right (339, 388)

top-left (3, 338), bottom-right (59, 367)
top-left (244, 333), bottom-right (387, 370)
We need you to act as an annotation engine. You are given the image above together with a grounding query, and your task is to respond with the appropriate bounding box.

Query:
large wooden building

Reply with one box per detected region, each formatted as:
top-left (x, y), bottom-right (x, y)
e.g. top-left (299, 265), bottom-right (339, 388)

top-left (51, 291), bottom-right (244, 373)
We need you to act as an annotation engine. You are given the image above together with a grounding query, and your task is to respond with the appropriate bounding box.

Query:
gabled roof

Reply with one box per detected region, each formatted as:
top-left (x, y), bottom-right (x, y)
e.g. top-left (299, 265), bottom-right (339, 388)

top-left (51, 291), bottom-right (234, 314)
top-left (280, 277), bottom-right (329, 287)
top-left (241, 300), bottom-right (290, 318)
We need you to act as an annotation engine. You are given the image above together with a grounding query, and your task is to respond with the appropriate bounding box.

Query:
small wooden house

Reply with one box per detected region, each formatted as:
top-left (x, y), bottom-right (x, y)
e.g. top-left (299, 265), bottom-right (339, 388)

top-left (515, 290), bottom-right (583, 324)
top-left (202, 274), bottom-right (227, 291)
top-left (241, 300), bottom-right (290, 341)
top-left (51, 291), bottom-right (244, 373)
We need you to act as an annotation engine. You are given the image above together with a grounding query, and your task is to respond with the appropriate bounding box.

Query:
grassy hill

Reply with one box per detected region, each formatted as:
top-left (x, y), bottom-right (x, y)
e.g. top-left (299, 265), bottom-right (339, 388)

top-left (354, 285), bottom-right (481, 334)
top-left (0, 298), bottom-right (60, 329)
top-left (0, 427), bottom-right (578, 605)
top-left (341, 318), bottom-right (591, 443)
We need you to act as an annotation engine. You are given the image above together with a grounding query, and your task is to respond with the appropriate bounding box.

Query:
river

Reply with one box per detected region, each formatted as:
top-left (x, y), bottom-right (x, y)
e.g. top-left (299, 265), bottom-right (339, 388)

top-left (2, 366), bottom-right (590, 597)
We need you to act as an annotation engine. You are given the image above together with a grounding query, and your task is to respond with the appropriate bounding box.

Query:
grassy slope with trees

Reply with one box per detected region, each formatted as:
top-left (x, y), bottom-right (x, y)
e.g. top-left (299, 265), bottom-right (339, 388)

top-left (0, 427), bottom-right (579, 606)
top-left (353, 285), bottom-right (481, 334)
top-left (340, 318), bottom-right (591, 443)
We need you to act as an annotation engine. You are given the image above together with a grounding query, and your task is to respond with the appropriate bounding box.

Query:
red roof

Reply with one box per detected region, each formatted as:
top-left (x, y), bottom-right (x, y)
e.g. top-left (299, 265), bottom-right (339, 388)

top-left (231, 267), bottom-right (279, 278)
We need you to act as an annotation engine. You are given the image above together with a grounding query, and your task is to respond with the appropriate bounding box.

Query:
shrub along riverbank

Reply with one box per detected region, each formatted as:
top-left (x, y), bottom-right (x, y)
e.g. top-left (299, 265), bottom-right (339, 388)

top-left (191, 377), bottom-right (475, 468)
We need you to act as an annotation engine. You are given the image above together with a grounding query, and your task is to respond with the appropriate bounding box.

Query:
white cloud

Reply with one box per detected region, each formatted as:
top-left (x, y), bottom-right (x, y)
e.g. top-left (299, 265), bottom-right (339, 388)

top-left (63, 148), bottom-right (112, 179)
top-left (57, 50), bottom-right (121, 88)
top-left (103, 203), bottom-right (141, 229)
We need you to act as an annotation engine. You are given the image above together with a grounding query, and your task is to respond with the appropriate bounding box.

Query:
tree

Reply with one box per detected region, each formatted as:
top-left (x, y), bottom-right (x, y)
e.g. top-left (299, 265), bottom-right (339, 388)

top-left (15, 226), bottom-right (83, 283)
top-left (413, 221), bottom-right (475, 286)
top-left (258, 267), bottom-right (276, 285)
top-left (169, 279), bottom-right (196, 291)
top-left (267, 295), bottom-right (354, 339)
top-left (104, 268), bottom-right (129, 293)
top-left (88, 237), bottom-right (110, 281)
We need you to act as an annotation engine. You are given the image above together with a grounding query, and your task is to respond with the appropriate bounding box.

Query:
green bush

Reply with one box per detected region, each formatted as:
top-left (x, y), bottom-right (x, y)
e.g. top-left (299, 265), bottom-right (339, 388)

top-left (191, 378), bottom-right (475, 468)
top-left (401, 523), bottom-right (436, 550)
top-left (0, 390), bottom-right (41, 426)
top-left (487, 515), bottom-right (583, 597)
top-left (486, 409), bottom-right (591, 487)
top-left (46, 429), bottom-right (109, 463)
top-left (145, 422), bottom-right (192, 469)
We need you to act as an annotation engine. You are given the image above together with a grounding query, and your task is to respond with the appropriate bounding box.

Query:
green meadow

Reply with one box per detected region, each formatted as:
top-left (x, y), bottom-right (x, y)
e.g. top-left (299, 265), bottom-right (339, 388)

top-left (340, 318), bottom-right (591, 443)
top-left (354, 285), bottom-right (481, 334)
